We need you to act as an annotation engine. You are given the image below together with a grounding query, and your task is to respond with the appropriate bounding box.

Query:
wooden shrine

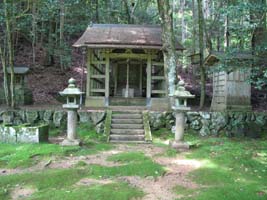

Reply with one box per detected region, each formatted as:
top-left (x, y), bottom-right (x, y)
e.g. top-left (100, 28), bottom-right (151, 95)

top-left (73, 24), bottom-right (184, 109)
top-left (204, 52), bottom-right (252, 111)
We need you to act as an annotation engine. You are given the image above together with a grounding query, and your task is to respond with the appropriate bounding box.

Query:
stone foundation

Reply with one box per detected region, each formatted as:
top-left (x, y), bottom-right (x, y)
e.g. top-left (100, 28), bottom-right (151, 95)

top-left (148, 111), bottom-right (267, 138)
top-left (0, 109), bottom-right (266, 138)
top-left (0, 109), bottom-right (106, 134)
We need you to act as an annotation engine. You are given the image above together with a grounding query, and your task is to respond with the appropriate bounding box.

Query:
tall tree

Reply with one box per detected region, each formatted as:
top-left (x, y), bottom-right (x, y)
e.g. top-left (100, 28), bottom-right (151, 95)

top-left (157, 0), bottom-right (177, 103)
top-left (197, 0), bottom-right (206, 108)
top-left (4, 0), bottom-right (15, 108)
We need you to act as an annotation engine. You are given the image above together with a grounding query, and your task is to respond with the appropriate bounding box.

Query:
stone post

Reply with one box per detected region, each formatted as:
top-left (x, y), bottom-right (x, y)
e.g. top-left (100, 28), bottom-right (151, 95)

top-left (170, 109), bottom-right (189, 149)
top-left (59, 78), bottom-right (83, 146)
top-left (170, 80), bottom-right (195, 150)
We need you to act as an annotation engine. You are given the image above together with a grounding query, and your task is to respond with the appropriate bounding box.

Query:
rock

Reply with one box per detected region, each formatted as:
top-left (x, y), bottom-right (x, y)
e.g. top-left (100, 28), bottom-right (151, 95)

top-left (199, 119), bottom-right (211, 136)
top-left (53, 111), bottom-right (67, 127)
top-left (95, 122), bottom-right (104, 134)
top-left (25, 111), bottom-right (39, 124)
top-left (90, 112), bottom-right (105, 125)
top-left (38, 111), bottom-right (45, 120)
top-left (165, 112), bottom-right (175, 130)
top-left (1, 111), bottom-right (14, 125)
top-left (199, 112), bottom-right (211, 120)
top-left (210, 112), bottom-right (228, 135)
top-left (43, 110), bottom-right (54, 123)
top-left (149, 112), bottom-right (166, 130)
top-left (230, 122), bottom-right (262, 138)
top-left (255, 113), bottom-right (266, 126)
top-left (78, 111), bottom-right (91, 123)
top-left (190, 119), bottom-right (202, 130)
top-left (186, 112), bottom-right (200, 122)
top-left (16, 110), bottom-right (26, 122)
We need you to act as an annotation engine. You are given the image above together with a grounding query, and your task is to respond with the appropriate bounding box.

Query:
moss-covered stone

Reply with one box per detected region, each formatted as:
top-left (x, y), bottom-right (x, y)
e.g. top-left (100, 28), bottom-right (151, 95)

top-left (53, 111), bottom-right (67, 128)
top-left (25, 110), bottom-right (39, 124)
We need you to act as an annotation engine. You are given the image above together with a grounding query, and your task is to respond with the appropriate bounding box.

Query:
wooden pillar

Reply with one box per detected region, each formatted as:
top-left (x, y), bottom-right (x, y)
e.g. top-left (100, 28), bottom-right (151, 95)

top-left (105, 50), bottom-right (110, 106)
top-left (125, 59), bottom-right (130, 98)
top-left (86, 49), bottom-right (92, 98)
top-left (114, 63), bottom-right (118, 96)
top-left (146, 53), bottom-right (152, 106)
top-left (139, 62), bottom-right (143, 96)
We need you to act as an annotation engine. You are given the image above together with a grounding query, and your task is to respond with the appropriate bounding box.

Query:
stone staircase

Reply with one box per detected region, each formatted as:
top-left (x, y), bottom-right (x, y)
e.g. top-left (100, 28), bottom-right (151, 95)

top-left (109, 111), bottom-right (149, 143)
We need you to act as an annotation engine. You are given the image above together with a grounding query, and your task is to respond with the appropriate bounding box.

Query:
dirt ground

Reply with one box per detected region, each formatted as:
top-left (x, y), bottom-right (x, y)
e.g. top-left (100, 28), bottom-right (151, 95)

top-left (0, 143), bottom-right (203, 200)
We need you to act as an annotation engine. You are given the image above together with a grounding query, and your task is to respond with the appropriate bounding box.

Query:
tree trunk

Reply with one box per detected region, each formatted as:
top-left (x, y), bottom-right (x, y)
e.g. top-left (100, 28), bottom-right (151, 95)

top-left (180, 0), bottom-right (186, 43)
top-left (32, 1), bottom-right (37, 66)
top-left (157, 0), bottom-right (177, 104)
top-left (224, 1), bottom-right (230, 49)
top-left (59, 0), bottom-right (65, 71)
top-left (192, 0), bottom-right (197, 53)
top-left (0, 47), bottom-right (10, 106)
top-left (197, 0), bottom-right (206, 108)
top-left (4, 0), bottom-right (15, 108)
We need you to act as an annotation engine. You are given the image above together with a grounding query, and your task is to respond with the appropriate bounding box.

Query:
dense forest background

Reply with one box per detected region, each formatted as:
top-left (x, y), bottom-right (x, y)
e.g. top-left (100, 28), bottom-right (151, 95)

top-left (0, 0), bottom-right (266, 109)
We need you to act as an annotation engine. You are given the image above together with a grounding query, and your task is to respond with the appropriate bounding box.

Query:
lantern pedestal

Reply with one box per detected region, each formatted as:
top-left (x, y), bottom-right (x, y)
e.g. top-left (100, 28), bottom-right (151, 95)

top-left (169, 80), bottom-right (195, 150)
top-left (170, 108), bottom-right (190, 150)
top-left (61, 109), bottom-right (81, 146)
top-left (59, 78), bottom-right (83, 146)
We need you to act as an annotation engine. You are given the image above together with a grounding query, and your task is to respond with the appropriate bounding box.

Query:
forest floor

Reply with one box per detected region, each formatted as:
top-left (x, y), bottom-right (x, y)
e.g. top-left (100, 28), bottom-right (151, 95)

top-left (0, 126), bottom-right (267, 200)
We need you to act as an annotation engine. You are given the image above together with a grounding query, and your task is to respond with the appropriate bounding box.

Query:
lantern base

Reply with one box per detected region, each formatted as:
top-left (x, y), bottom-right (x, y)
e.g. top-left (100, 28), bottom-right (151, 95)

top-left (61, 138), bottom-right (81, 146)
top-left (170, 140), bottom-right (190, 150)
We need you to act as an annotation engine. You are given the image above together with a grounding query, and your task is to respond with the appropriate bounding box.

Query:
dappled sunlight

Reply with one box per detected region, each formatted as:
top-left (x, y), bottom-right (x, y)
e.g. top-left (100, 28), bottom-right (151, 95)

top-left (172, 158), bottom-right (217, 169)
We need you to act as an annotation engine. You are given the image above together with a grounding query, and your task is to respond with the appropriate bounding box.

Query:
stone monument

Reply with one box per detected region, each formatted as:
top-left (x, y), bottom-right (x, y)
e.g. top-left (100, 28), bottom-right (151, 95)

top-left (59, 78), bottom-right (83, 146)
top-left (170, 80), bottom-right (195, 149)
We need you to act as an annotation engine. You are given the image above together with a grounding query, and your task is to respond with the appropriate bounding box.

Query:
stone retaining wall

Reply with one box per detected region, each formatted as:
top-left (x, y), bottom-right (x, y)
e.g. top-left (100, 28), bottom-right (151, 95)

top-left (1, 109), bottom-right (266, 138)
top-left (149, 111), bottom-right (267, 137)
top-left (0, 110), bottom-right (106, 134)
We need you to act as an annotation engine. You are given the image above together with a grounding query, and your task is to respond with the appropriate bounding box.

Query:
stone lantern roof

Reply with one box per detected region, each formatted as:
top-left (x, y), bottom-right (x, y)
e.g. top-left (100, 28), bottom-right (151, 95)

top-left (59, 78), bottom-right (83, 96)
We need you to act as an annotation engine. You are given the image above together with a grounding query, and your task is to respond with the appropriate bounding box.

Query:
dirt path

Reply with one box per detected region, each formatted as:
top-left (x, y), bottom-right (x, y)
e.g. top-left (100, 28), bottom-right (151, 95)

top-left (1, 144), bottom-right (202, 200)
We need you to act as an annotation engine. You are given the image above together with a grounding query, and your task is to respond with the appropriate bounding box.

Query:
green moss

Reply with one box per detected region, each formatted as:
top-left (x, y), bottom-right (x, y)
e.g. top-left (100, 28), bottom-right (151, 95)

top-left (104, 110), bottom-right (112, 142)
top-left (107, 152), bottom-right (149, 163)
top-left (28, 183), bottom-right (144, 200)
top-left (179, 135), bottom-right (267, 200)
top-left (88, 161), bottom-right (164, 178)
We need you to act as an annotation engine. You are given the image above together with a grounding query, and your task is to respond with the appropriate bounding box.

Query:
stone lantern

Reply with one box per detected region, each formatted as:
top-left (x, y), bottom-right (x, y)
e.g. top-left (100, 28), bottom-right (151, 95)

top-left (59, 78), bottom-right (84, 146)
top-left (170, 80), bottom-right (195, 149)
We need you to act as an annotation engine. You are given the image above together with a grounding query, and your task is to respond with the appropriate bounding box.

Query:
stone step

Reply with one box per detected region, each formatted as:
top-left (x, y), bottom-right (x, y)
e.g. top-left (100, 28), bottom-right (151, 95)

top-left (112, 114), bottom-right (142, 119)
top-left (111, 129), bottom-right (144, 135)
top-left (111, 124), bottom-right (144, 129)
top-left (112, 119), bottom-right (143, 124)
top-left (109, 140), bottom-right (146, 144)
top-left (109, 134), bottom-right (145, 141)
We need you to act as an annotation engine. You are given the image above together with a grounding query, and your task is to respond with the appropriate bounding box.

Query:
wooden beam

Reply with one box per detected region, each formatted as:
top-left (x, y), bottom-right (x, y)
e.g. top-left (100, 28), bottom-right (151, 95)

top-left (146, 53), bottom-right (152, 106)
top-left (86, 49), bottom-right (92, 97)
top-left (104, 52), bottom-right (157, 60)
top-left (105, 51), bottom-right (110, 106)
top-left (91, 89), bottom-right (105, 93)
top-left (152, 76), bottom-right (165, 80)
top-left (152, 62), bottom-right (164, 66)
top-left (114, 64), bottom-right (118, 96)
top-left (139, 62), bottom-right (142, 95)
top-left (92, 64), bottom-right (104, 74)
top-left (91, 74), bottom-right (105, 79)
top-left (152, 90), bottom-right (166, 94)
